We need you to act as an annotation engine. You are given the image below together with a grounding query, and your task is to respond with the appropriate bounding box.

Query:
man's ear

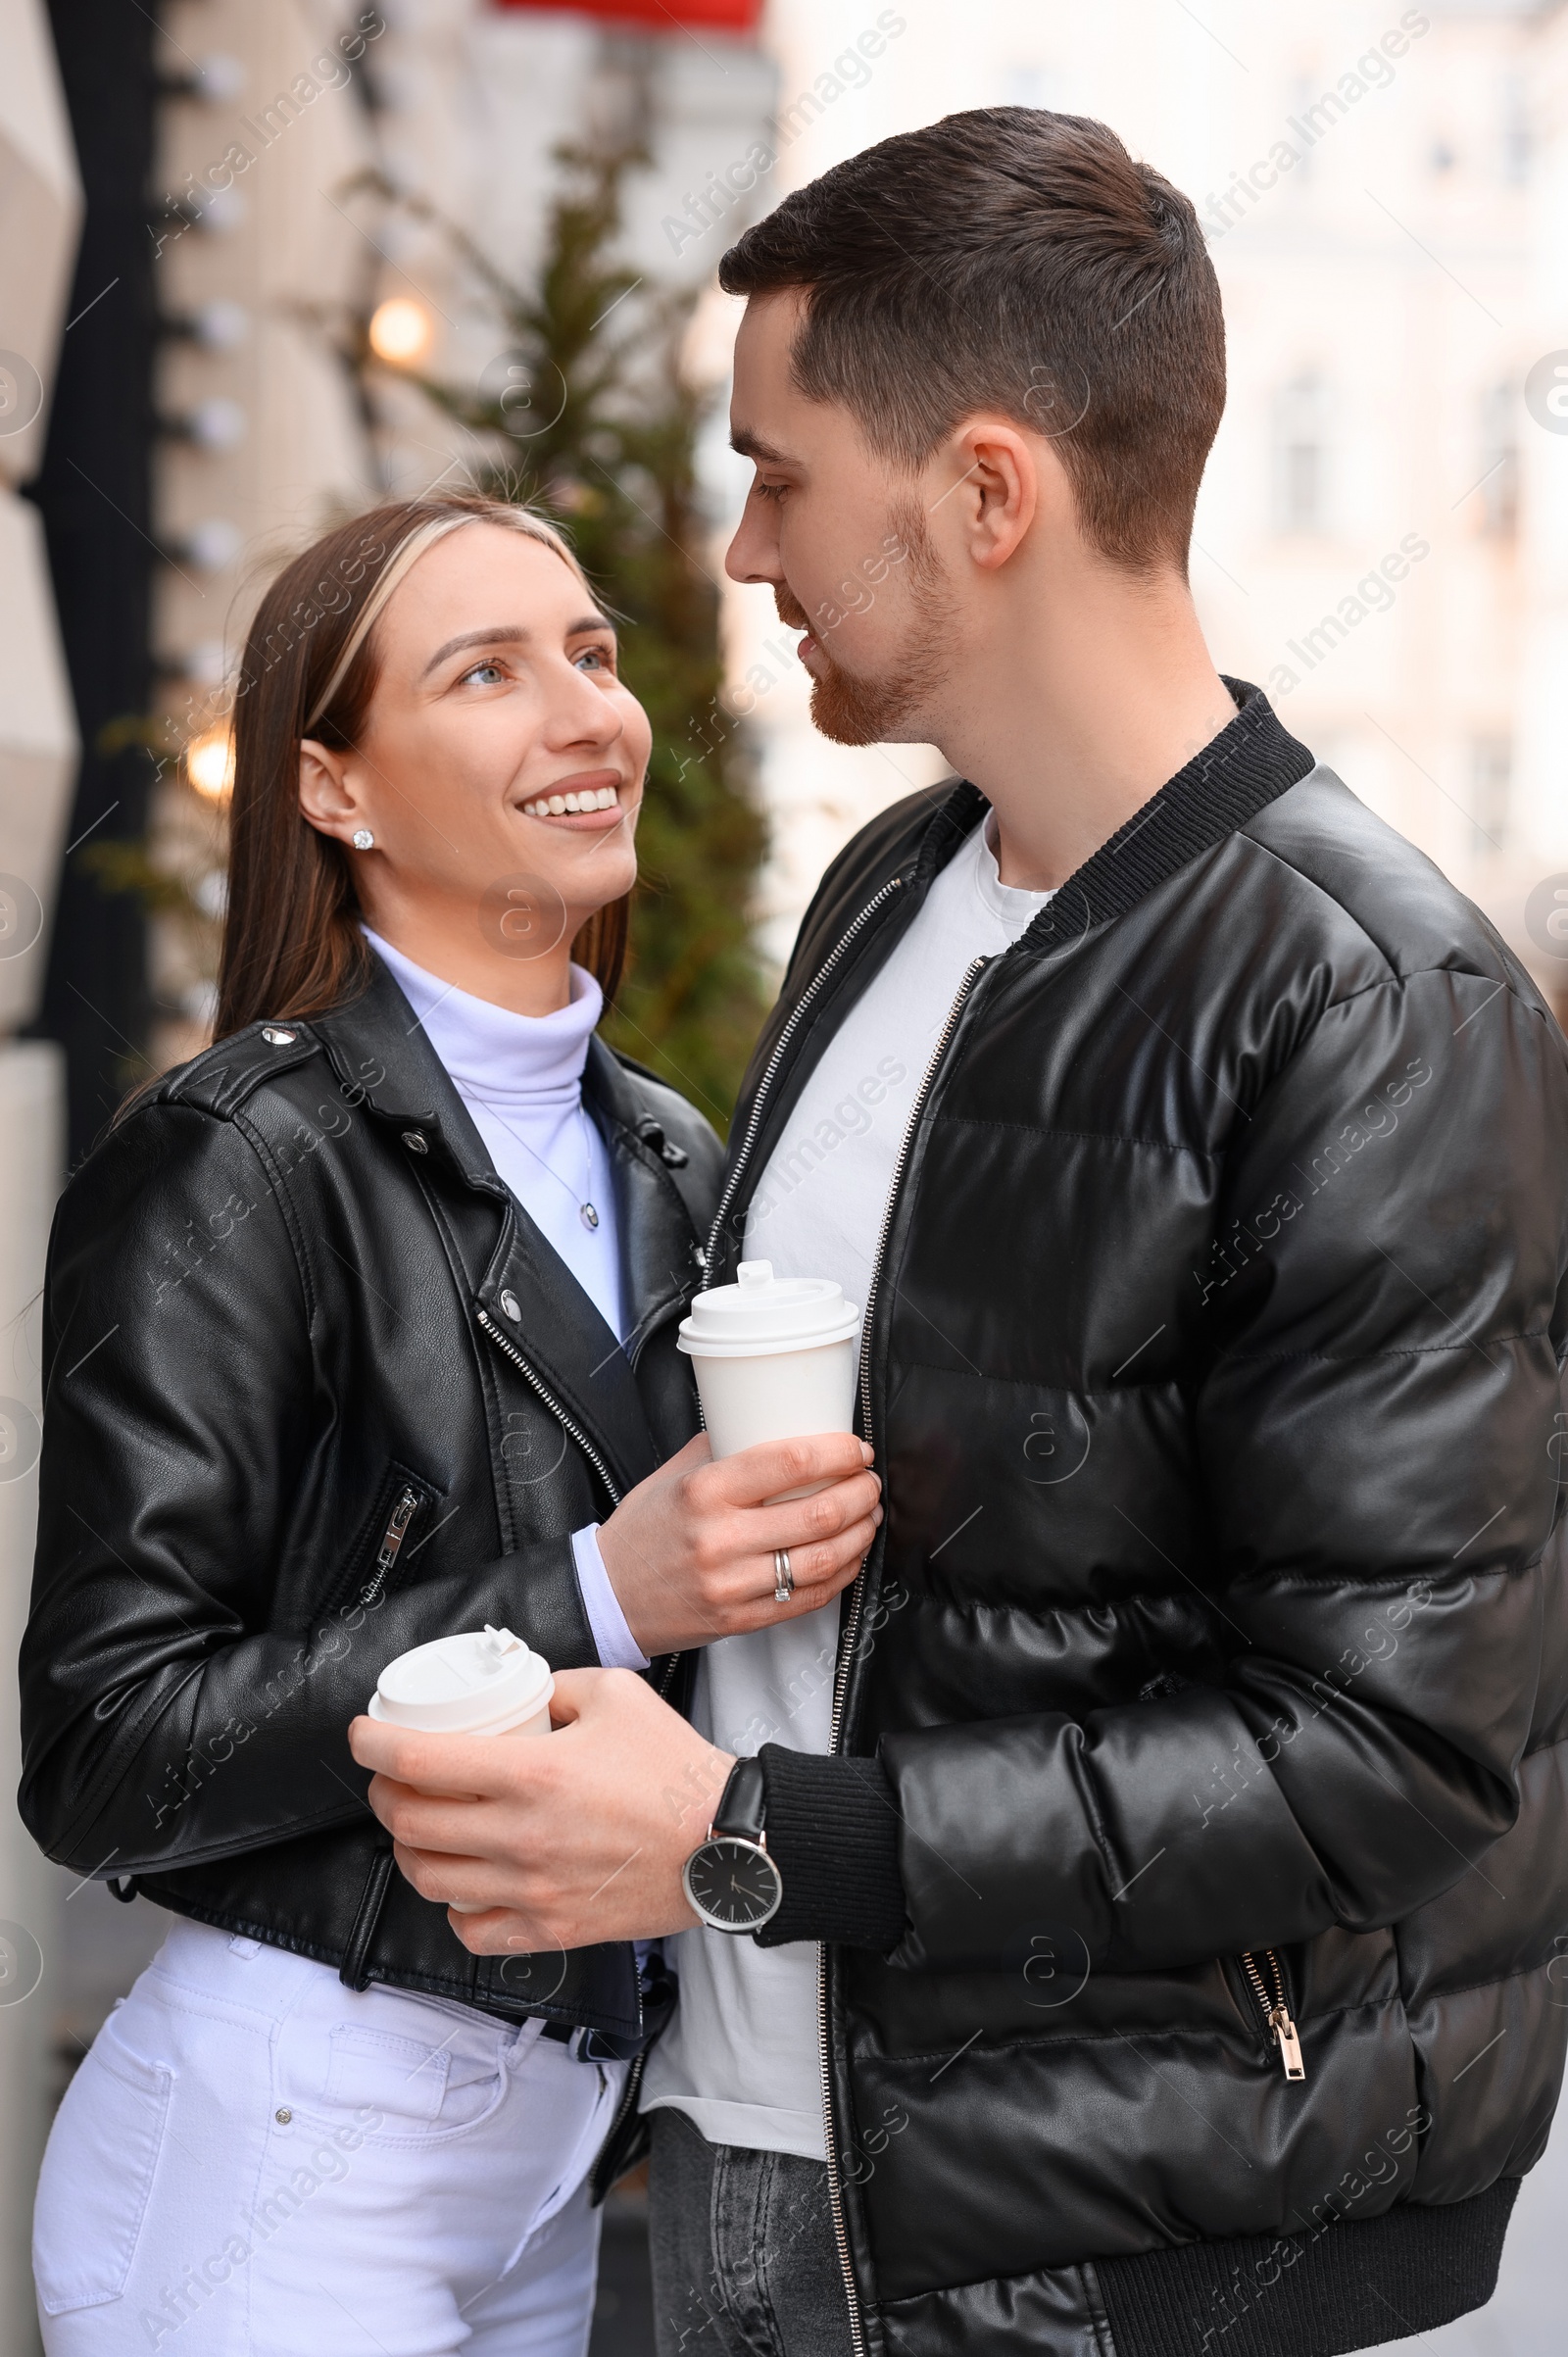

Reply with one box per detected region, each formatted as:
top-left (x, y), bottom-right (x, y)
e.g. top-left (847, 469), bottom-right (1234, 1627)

top-left (937, 418), bottom-right (1054, 573)
top-left (298, 739), bottom-right (368, 844)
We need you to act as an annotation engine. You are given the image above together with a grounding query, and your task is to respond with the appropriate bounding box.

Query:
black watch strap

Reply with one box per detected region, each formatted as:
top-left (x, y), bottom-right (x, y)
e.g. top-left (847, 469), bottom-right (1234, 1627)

top-left (712, 1754), bottom-right (765, 1841)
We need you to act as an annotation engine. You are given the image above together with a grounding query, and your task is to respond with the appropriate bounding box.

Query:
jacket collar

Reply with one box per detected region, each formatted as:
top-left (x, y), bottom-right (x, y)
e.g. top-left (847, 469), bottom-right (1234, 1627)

top-left (582, 1037), bottom-right (700, 1365)
top-left (908, 676), bottom-right (1316, 958)
top-left (312, 952), bottom-right (496, 1178)
top-left (311, 957), bottom-right (695, 1498)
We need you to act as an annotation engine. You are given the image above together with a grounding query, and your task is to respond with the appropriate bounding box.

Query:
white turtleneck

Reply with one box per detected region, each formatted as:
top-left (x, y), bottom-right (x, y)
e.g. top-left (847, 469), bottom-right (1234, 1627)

top-left (364, 930), bottom-right (648, 1674)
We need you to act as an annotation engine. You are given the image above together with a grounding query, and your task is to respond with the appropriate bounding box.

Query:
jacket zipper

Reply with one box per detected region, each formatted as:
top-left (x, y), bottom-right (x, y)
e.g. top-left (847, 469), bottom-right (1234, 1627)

top-left (360, 1484), bottom-right (420, 1613)
top-left (1240, 1947), bottom-right (1305, 2081)
top-left (475, 1308), bottom-right (679, 1704)
top-left (819, 954), bottom-right (990, 2357)
top-left (705, 876), bottom-right (906, 1269)
top-left (476, 1306), bottom-right (624, 1507)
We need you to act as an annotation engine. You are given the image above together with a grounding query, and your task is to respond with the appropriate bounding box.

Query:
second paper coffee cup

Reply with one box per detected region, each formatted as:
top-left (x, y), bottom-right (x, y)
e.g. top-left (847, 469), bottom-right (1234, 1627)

top-left (368, 1625), bottom-right (554, 1913)
top-left (677, 1259), bottom-right (861, 1495)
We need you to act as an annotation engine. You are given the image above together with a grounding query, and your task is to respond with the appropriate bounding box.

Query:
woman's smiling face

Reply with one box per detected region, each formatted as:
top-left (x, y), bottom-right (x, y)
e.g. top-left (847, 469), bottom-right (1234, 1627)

top-left (298, 520), bottom-right (650, 1009)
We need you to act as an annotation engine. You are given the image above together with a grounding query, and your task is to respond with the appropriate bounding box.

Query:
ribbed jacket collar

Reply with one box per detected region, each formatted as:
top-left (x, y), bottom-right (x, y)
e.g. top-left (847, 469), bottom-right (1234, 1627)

top-left (913, 676), bottom-right (1316, 955)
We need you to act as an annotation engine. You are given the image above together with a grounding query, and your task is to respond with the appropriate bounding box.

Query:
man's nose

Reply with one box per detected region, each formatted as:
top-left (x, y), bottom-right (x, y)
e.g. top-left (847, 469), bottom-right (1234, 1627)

top-left (725, 498), bottom-right (781, 587)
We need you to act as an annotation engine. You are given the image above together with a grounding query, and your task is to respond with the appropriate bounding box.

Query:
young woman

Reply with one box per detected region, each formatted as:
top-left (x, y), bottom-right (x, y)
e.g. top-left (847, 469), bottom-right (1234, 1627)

top-left (21, 493), bottom-right (881, 2356)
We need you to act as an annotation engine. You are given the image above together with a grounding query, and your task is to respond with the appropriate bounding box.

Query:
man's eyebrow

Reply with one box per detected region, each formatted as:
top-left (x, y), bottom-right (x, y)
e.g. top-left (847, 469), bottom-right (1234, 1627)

top-left (730, 427), bottom-right (795, 466)
top-left (420, 616), bottom-right (613, 678)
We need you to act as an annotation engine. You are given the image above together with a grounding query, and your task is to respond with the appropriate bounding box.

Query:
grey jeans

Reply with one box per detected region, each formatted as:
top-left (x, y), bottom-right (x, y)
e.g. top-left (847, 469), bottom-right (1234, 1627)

top-left (648, 2107), bottom-right (856, 2357)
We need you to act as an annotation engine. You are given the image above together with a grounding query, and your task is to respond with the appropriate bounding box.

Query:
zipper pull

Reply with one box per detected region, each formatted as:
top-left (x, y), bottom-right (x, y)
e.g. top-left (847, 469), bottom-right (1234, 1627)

top-left (1270, 2005), bottom-right (1305, 2081)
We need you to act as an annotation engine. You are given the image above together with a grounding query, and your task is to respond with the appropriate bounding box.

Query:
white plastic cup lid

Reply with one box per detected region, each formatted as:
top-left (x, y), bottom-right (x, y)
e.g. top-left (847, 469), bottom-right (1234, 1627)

top-left (677, 1259), bottom-right (861, 1359)
top-left (368, 1625), bottom-right (554, 1736)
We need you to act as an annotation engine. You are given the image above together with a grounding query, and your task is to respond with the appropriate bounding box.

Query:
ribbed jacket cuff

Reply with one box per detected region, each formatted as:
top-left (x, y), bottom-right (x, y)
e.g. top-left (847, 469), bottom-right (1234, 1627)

top-left (754, 1746), bottom-right (906, 1951)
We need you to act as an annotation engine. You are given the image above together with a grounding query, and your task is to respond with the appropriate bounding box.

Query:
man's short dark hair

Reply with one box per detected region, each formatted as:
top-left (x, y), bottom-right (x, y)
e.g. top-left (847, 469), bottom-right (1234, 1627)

top-left (719, 109), bottom-right (1225, 574)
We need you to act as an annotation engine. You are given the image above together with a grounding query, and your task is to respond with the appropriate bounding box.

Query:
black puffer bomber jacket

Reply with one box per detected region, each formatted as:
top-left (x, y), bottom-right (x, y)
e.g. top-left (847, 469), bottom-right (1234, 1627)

top-left (717, 686), bottom-right (1568, 2357)
top-left (20, 956), bottom-right (720, 2047)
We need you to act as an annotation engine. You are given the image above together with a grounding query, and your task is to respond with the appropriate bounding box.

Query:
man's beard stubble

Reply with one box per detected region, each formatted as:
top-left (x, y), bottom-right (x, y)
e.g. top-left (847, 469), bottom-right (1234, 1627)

top-left (774, 498), bottom-right (954, 748)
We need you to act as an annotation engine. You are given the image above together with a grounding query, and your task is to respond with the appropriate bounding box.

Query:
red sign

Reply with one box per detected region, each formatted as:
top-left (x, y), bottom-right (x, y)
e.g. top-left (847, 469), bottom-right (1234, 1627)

top-left (493, 0), bottom-right (763, 28)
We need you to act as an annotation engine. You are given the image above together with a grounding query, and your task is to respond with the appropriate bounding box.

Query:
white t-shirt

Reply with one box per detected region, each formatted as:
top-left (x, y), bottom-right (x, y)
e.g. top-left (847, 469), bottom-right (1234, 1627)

top-left (642, 812), bottom-right (1054, 2158)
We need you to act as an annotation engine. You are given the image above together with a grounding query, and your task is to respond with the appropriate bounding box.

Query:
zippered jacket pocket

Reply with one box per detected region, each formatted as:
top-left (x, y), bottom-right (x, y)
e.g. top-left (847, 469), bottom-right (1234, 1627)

top-left (315, 1463), bottom-right (438, 1625)
top-left (1238, 1946), bottom-right (1306, 2081)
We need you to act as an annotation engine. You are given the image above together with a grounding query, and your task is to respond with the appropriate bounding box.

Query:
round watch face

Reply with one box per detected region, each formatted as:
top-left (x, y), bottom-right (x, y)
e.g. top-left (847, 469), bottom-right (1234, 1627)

top-left (683, 1835), bottom-right (783, 1933)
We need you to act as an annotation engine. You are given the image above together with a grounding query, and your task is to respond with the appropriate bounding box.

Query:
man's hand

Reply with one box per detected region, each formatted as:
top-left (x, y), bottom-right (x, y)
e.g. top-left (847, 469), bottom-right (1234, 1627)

top-left (347, 1668), bottom-right (735, 1952)
top-left (595, 1430), bottom-right (880, 1656)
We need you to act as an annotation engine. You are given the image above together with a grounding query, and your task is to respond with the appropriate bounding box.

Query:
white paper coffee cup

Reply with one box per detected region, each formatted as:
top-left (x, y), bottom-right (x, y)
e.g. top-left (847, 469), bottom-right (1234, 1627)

top-left (368, 1625), bottom-right (554, 1913)
top-left (677, 1260), bottom-right (861, 1495)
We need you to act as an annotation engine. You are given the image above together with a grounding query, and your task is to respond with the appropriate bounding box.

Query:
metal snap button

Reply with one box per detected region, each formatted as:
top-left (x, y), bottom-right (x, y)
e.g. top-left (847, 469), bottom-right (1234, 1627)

top-left (402, 1130), bottom-right (428, 1154)
top-left (500, 1290), bottom-right (521, 1321)
top-left (274, 2107), bottom-right (292, 2124)
top-left (261, 1025), bottom-right (296, 1046)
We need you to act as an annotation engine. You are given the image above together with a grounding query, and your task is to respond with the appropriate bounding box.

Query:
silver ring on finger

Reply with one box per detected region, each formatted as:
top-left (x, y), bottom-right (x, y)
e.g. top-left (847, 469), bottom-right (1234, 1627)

top-left (773, 1548), bottom-right (794, 1605)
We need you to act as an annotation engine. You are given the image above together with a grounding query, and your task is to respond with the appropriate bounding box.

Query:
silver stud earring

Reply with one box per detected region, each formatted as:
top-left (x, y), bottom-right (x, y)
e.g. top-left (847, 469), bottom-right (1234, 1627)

top-left (351, 828), bottom-right (374, 850)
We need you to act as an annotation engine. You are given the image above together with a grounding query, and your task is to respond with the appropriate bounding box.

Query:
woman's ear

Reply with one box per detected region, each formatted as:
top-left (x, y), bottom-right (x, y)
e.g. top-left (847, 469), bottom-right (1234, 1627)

top-left (298, 739), bottom-right (368, 844)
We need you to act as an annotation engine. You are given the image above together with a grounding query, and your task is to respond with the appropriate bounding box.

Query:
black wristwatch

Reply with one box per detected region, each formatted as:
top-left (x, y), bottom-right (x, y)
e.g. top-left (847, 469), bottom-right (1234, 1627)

top-left (682, 1756), bottom-right (783, 1934)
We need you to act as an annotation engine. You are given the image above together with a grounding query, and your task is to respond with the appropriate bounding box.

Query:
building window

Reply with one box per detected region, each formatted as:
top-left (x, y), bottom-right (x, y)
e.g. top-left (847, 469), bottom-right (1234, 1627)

top-left (1468, 737), bottom-right (1511, 855)
top-left (1274, 373), bottom-right (1328, 534)
top-left (1478, 384), bottom-right (1518, 538)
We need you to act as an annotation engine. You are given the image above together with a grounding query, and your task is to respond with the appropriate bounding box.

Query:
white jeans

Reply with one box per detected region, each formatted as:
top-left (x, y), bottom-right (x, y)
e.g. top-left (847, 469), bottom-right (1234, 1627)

top-left (34, 1919), bottom-right (624, 2356)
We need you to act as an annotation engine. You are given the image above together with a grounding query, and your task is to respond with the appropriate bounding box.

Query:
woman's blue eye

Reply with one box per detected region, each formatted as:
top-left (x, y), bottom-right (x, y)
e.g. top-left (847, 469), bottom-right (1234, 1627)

top-left (460, 660), bottom-right (506, 687)
top-left (575, 645), bottom-right (613, 671)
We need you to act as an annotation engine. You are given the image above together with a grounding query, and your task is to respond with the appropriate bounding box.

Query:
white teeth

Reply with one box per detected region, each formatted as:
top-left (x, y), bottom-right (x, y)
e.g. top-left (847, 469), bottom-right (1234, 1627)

top-left (522, 786), bottom-right (618, 817)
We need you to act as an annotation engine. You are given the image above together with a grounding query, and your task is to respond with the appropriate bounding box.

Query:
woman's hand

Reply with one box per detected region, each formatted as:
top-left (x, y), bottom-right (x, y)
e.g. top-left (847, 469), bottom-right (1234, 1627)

top-left (595, 1432), bottom-right (882, 1656)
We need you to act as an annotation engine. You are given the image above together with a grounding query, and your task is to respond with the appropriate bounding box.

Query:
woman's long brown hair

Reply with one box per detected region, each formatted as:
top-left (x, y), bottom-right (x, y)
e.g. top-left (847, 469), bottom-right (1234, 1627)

top-left (215, 493), bottom-right (630, 1042)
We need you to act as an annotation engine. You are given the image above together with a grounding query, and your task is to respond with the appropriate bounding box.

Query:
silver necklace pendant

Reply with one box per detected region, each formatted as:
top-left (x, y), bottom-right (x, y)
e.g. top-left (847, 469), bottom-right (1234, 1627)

top-left (579, 1202), bottom-right (600, 1231)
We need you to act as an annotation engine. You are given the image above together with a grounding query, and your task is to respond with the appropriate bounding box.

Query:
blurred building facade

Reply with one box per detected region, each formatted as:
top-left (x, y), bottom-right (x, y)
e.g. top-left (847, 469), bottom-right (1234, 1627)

top-left (0, 0), bottom-right (78, 2340)
top-left (1519, 0), bottom-right (1568, 1008)
top-left (142, 0), bottom-right (381, 1071)
top-left (352, 0), bottom-right (775, 494)
top-left (721, 0), bottom-right (1568, 1011)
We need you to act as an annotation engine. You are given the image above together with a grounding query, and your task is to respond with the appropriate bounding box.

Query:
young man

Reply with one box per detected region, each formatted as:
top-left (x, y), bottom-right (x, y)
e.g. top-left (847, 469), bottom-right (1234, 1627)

top-left (352, 111), bottom-right (1568, 2357)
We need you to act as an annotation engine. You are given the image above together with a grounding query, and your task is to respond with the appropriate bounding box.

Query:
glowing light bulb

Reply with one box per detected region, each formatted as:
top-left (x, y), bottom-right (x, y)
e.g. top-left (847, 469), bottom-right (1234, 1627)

top-left (186, 725), bottom-right (235, 802)
top-left (368, 297), bottom-right (434, 367)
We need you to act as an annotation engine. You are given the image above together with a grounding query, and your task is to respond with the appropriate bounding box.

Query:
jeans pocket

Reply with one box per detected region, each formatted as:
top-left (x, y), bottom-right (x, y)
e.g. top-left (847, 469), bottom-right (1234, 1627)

top-left (324, 2024), bottom-right (452, 2128)
top-left (319, 2017), bottom-right (518, 2144)
top-left (33, 2024), bottom-right (172, 2314)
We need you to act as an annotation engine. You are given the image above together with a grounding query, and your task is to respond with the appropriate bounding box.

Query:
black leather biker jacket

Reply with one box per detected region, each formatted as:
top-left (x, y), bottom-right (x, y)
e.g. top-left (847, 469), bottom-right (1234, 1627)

top-left (710, 684), bottom-right (1568, 2357)
top-left (20, 954), bottom-right (721, 2046)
